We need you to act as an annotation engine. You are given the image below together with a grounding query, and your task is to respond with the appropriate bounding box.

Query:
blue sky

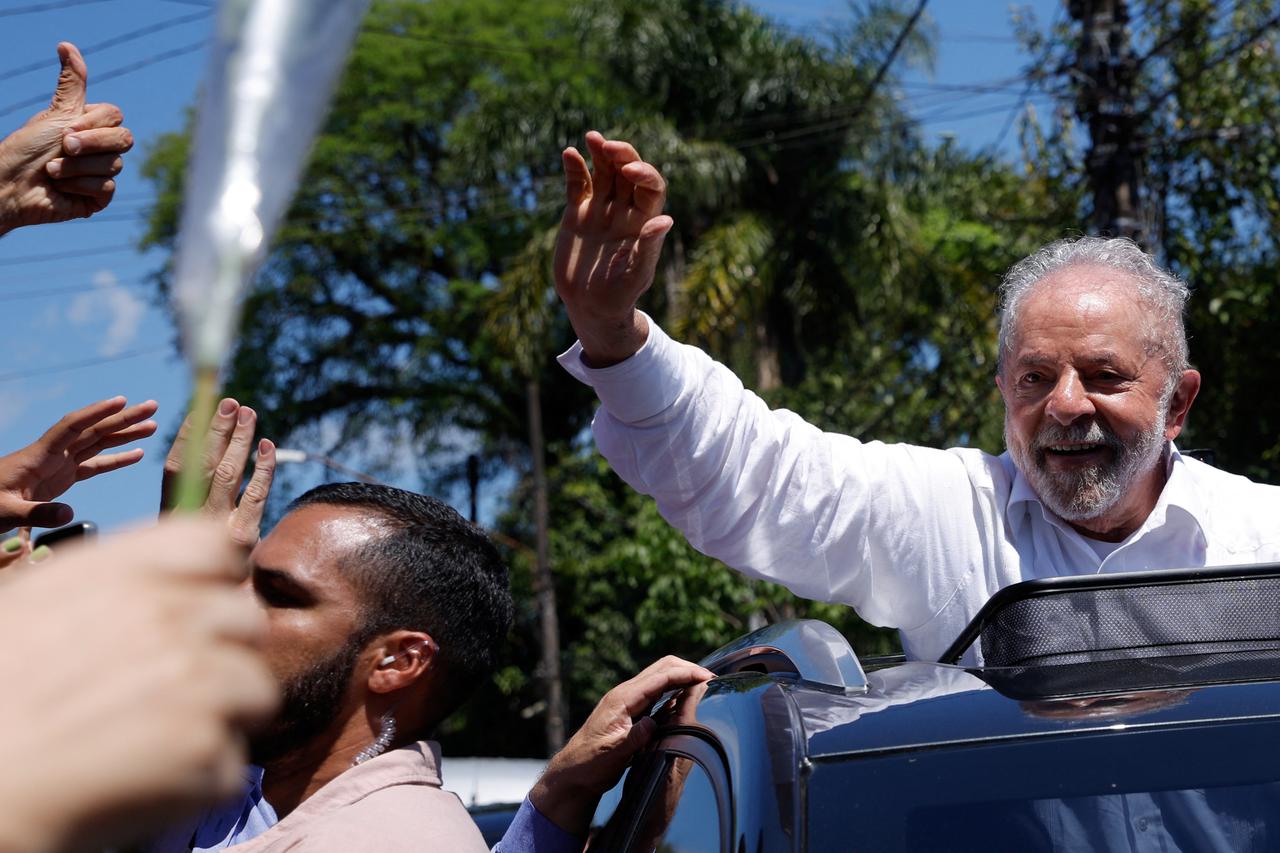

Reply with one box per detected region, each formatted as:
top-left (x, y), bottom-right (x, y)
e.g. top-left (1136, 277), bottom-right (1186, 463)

top-left (0, 0), bottom-right (1058, 534)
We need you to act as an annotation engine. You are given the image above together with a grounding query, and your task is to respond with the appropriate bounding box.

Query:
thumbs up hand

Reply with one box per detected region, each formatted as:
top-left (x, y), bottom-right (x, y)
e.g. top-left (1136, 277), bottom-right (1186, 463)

top-left (0, 42), bottom-right (134, 236)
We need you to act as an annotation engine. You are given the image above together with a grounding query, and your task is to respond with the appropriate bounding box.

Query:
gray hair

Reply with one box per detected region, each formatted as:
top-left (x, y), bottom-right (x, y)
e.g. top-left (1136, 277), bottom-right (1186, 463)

top-left (996, 236), bottom-right (1190, 381)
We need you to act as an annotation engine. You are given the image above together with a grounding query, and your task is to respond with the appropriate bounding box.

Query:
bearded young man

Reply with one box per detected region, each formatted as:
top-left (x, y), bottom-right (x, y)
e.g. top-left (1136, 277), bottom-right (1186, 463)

top-left (551, 131), bottom-right (1280, 663)
top-left (152, 405), bottom-right (512, 851)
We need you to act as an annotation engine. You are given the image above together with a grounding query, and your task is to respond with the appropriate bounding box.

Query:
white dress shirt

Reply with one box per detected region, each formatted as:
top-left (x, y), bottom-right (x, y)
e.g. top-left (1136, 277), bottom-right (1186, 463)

top-left (558, 317), bottom-right (1280, 662)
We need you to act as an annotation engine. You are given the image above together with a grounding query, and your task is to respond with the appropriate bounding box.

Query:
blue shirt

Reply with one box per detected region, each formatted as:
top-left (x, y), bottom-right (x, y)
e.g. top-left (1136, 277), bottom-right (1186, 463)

top-left (151, 765), bottom-right (279, 852)
top-left (492, 798), bottom-right (581, 853)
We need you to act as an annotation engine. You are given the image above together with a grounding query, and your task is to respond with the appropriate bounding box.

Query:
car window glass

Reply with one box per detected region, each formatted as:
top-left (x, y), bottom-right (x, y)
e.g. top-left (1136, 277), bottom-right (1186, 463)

top-left (627, 755), bottom-right (722, 853)
top-left (809, 717), bottom-right (1280, 852)
top-left (590, 766), bottom-right (630, 834)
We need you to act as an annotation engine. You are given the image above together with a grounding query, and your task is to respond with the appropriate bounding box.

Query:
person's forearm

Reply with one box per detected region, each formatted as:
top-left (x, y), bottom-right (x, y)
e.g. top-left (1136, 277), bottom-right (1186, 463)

top-left (528, 772), bottom-right (598, 840)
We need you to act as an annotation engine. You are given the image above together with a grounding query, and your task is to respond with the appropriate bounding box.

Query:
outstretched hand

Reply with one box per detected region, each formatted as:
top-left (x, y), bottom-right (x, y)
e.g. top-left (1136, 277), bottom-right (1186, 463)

top-left (529, 655), bottom-right (714, 838)
top-left (161, 398), bottom-right (276, 548)
top-left (0, 396), bottom-right (157, 534)
top-left (0, 42), bottom-right (134, 235)
top-left (554, 131), bottom-right (673, 367)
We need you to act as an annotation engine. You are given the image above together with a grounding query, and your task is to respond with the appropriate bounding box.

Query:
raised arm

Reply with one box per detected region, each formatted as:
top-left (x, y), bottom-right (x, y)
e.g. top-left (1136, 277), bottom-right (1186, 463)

top-left (552, 136), bottom-right (989, 646)
top-left (553, 131), bottom-right (672, 367)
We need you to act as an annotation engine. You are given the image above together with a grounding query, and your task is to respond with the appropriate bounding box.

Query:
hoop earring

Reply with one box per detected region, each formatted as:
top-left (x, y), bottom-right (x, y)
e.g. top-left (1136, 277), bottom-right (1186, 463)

top-left (353, 710), bottom-right (397, 766)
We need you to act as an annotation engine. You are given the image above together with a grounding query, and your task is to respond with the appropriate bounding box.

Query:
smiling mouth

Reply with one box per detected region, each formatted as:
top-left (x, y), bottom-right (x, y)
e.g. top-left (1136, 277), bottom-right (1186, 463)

top-left (1041, 443), bottom-right (1113, 463)
top-left (1045, 443), bottom-right (1106, 454)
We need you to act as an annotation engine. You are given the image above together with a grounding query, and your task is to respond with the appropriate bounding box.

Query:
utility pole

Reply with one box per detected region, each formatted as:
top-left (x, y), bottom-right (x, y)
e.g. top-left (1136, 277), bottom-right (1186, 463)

top-left (466, 454), bottom-right (480, 523)
top-left (526, 377), bottom-right (566, 754)
top-left (1069, 0), bottom-right (1145, 246)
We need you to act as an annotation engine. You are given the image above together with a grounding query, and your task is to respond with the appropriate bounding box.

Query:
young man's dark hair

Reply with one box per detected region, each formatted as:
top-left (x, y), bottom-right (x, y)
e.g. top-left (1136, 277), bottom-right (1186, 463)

top-left (287, 482), bottom-right (513, 728)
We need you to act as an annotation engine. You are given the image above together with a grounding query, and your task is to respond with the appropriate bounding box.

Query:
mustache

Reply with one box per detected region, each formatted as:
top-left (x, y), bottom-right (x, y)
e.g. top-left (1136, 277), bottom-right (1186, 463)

top-left (1032, 420), bottom-right (1124, 453)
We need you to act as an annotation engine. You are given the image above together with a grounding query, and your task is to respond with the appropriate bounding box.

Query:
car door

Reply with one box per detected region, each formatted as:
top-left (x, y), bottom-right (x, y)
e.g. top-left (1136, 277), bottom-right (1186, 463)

top-left (587, 733), bottom-right (731, 853)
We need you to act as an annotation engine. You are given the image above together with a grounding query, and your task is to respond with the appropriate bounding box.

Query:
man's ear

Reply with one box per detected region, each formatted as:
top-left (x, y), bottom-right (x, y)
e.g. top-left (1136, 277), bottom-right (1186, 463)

top-left (1164, 368), bottom-right (1201, 441)
top-left (367, 631), bottom-right (436, 695)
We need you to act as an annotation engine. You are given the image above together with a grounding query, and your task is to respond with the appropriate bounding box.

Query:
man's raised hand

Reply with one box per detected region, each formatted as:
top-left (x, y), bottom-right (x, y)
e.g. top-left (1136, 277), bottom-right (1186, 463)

top-left (0, 42), bottom-right (134, 235)
top-left (0, 396), bottom-right (157, 534)
top-left (161, 398), bottom-right (276, 548)
top-left (554, 131), bottom-right (673, 367)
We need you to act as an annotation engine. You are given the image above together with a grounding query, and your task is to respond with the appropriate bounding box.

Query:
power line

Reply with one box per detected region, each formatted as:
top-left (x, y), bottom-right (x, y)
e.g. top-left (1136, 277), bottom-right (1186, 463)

top-left (733, 96), bottom-right (1046, 154)
top-left (898, 77), bottom-right (1027, 94)
top-left (942, 32), bottom-right (1022, 44)
top-left (713, 0), bottom-right (929, 150)
top-left (0, 0), bottom-right (115, 18)
top-left (1, 275), bottom-right (150, 301)
top-left (1141, 7), bottom-right (1280, 111)
top-left (1134, 119), bottom-right (1277, 151)
top-left (0, 9), bottom-right (210, 84)
top-left (0, 40), bottom-right (206, 119)
top-left (362, 26), bottom-right (555, 58)
top-left (1135, 0), bottom-right (1238, 66)
top-left (992, 2), bottom-right (1067, 151)
top-left (0, 345), bottom-right (171, 384)
top-left (0, 244), bottom-right (134, 266)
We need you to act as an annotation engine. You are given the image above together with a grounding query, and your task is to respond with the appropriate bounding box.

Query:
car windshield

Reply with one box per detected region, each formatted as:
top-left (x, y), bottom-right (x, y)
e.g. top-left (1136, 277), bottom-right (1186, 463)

top-left (809, 712), bottom-right (1280, 852)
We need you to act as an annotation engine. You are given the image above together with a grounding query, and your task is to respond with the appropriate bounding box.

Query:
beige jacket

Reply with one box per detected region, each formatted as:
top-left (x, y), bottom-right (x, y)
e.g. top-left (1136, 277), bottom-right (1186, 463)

top-left (227, 741), bottom-right (488, 852)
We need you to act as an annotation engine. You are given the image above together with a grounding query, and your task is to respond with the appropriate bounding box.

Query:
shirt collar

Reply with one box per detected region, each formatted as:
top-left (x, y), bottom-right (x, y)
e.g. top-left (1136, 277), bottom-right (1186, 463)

top-left (271, 739), bottom-right (444, 826)
top-left (1004, 443), bottom-right (1208, 544)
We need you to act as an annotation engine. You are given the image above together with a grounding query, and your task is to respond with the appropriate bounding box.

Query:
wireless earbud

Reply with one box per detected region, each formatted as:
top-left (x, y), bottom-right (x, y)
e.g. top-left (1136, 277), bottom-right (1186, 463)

top-left (377, 638), bottom-right (436, 668)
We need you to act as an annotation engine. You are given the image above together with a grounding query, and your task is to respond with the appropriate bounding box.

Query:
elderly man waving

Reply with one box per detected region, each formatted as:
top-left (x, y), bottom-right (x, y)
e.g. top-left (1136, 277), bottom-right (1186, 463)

top-left (553, 131), bottom-right (1280, 663)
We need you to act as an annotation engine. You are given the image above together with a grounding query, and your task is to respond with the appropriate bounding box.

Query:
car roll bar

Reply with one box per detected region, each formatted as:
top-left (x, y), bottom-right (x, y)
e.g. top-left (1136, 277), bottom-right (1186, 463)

top-left (699, 619), bottom-right (868, 693)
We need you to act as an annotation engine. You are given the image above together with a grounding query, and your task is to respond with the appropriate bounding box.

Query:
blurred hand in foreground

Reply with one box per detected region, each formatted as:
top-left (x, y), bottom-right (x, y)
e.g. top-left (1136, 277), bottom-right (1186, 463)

top-left (0, 518), bottom-right (279, 852)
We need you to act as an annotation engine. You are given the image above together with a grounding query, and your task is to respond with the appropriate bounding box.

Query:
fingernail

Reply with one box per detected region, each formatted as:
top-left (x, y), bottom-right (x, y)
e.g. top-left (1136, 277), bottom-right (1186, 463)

top-left (2, 538), bottom-right (22, 553)
top-left (64, 134), bottom-right (81, 154)
top-left (45, 159), bottom-right (63, 178)
top-left (29, 546), bottom-right (51, 563)
top-left (238, 407), bottom-right (254, 425)
top-left (218, 399), bottom-right (237, 416)
top-left (258, 439), bottom-right (272, 456)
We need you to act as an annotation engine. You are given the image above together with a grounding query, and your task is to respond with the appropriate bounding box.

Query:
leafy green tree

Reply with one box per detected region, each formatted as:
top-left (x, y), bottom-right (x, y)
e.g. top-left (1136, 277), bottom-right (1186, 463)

top-left (141, 0), bottom-right (1075, 755)
top-left (1026, 0), bottom-right (1280, 479)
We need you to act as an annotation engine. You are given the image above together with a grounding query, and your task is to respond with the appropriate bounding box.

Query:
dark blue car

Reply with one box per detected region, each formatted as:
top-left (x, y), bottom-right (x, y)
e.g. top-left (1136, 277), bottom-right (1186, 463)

top-left (588, 566), bottom-right (1280, 852)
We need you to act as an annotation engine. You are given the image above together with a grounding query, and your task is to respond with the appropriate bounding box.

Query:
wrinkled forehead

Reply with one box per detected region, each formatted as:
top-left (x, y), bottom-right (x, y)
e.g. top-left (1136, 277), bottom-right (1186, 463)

top-left (1008, 265), bottom-right (1154, 350)
top-left (1022, 263), bottom-right (1147, 315)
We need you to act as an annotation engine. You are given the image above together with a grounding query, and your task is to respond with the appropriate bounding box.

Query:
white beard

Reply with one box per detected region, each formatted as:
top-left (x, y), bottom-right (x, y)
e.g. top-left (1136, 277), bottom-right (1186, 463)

top-left (1006, 403), bottom-right (1170, 524)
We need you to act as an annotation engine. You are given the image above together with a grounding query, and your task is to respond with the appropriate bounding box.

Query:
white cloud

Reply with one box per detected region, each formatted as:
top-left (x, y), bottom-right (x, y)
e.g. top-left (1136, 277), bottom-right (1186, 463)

top-left (65, 269), bottom-right (146, 357)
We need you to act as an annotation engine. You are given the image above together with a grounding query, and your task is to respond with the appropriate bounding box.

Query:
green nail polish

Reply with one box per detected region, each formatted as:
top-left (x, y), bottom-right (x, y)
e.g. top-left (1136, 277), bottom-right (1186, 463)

top-left (2, 538), bottom-right (22, 553)
top-left (29, 546), bottom-right (51, 563)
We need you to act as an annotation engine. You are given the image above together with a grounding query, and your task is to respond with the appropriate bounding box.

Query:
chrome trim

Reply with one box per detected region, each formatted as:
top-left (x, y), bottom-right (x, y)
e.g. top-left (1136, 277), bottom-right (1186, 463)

top-left (699, 619), bottom-right (868, 693)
